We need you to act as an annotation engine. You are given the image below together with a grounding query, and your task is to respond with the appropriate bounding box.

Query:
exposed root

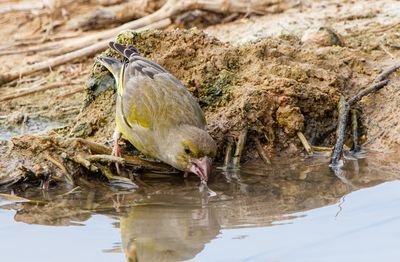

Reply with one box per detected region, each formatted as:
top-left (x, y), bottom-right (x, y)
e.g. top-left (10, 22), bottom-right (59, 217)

top-left (330, 96), bottom-right (349, 167)
top-left (297, 132), bottom-right (313, 155)
top-left (232, 127), bottom-right (248, 168)
top-left (351, 110), bottom-right (360, 153)
top-left (311, 146), bottom-right (333, 152)
top-left (330, 63), bottom-right (400, 168)
top-left (254, 137), bottom-right (271, 165)
top-left (44, 153), bottom-right (73, 183)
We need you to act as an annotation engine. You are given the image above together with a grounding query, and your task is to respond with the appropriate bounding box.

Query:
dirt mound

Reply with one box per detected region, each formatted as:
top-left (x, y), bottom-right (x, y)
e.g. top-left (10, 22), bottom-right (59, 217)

top-left (77, 29), bottom-right (360, 155)
top-left (1, 27), bottom-right (399, 186)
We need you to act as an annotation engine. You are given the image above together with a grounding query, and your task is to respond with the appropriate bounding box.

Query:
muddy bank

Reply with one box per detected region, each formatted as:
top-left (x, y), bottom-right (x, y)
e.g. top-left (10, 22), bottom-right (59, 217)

top-left (1, 25), bottom-right (399, 187)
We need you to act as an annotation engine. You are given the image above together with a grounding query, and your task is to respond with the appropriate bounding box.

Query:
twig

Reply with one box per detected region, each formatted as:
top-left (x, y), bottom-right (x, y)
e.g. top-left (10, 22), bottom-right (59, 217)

top-left (0, 19), bottom-right (171, 85)
top-left (254, 137), bottom-right (271, 165)
top-left (73, 138), bottom-right (173, 171)
top-left (0, 82), bottom-right (81, 102)
top-left (87, 154), bottom-right (125, 164)
top-left (330, 96), bottom-right (349, 167)
top-left (311, 146), bottom-right (333, 152)
top-left (347, 63), bottom-right (400, 106)
top-left (74, 138), bottom-right (110, 154)
top-left (45, 153), bottom-right (73, 183)
top-left (375, 63), bottom-right (400, 82)
top-left (232, 127), bottom-right (248, 168)
top-left (351, 110), bottom-right (360, 153)
top-left (71, 154), bottom-right (99, 172)
top-left (297, 131), bottom-right (313, 155)
top-left (348, 79), bottom-right (389, 106)
top-left (330, 63), bottom-right (399, 167)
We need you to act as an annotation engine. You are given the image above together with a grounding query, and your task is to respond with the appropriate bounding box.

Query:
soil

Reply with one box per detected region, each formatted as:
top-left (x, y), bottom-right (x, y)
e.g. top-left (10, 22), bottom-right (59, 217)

top-left (1, 0), bottom-right (400, 187)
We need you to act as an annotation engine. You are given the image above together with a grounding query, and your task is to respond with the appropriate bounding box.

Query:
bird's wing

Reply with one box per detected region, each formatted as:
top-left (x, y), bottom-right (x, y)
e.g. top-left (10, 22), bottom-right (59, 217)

top-left (119, 56), bottom-right (206, 132)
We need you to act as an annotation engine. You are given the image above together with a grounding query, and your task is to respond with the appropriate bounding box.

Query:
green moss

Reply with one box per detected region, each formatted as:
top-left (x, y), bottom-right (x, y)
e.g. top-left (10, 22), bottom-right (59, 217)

top-left (199, 69), bottom-right (235, 108)
top-left (84, 30), bottom-right (157, 106)
top-left (115, 29), bottom-right (163, 57)
top-left (115, 30), bottom-right (139, 46)
top-left (223, 51), bottom-right (240, 70)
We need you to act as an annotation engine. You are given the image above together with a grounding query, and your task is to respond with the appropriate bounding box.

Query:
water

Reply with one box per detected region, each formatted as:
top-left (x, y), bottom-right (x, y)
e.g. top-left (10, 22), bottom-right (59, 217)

top-left (0, 115), bottom-right (65, 141)
top-left (0, 152), bottom-right (399, 262)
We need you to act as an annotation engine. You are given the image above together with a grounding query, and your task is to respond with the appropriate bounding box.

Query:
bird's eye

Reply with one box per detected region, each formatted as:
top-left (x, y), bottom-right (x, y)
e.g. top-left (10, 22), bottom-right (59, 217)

top-left (184, 146), bottom-right (191, 155)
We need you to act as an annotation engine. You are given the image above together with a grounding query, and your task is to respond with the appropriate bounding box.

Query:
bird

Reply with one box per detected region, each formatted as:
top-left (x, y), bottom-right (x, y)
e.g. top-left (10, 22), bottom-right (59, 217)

top-left (97, 42), bottom-right (217, 182)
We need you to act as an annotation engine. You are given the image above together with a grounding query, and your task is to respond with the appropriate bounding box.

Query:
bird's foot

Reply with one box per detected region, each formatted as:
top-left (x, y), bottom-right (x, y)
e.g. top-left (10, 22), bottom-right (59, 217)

top-left (112, 130), bottom-right (122, 174)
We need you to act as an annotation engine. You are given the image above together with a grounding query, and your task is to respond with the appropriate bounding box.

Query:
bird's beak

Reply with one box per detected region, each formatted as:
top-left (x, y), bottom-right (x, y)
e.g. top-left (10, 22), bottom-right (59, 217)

top-left (190, 156), bottom-right (212, 182)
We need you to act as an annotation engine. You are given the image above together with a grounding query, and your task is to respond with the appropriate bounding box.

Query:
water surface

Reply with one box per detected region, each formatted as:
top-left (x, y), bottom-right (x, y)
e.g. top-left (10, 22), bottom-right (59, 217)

top-left (1, 151), bottom-right (400, 262)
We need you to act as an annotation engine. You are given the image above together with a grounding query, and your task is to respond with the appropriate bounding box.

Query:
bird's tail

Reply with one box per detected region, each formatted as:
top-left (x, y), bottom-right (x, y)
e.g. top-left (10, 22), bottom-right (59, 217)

top-left (109, 41), bottom-right (140, 60)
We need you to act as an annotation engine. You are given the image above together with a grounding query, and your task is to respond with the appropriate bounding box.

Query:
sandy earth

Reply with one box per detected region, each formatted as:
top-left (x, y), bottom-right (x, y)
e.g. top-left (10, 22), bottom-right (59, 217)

top-left (0, 0), bottom-right (399, 185)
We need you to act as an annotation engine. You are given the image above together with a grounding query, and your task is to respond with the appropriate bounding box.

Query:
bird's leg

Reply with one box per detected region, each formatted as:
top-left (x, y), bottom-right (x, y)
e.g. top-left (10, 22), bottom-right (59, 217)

top-left (112, 130), bottom-right (122, 174)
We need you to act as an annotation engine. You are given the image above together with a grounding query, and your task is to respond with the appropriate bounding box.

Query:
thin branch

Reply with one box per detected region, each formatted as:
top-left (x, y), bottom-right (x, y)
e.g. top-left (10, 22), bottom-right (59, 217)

top-left (330, 62), bottom-right (400, 167)
top-left (73, 138), bottom-right (173, 172)
top-left (348, 79), bottom-right (389, 106)
top-left (330, 96), bottom-right (349, 167)
top-left (375, 63), bottom-right (400, 82)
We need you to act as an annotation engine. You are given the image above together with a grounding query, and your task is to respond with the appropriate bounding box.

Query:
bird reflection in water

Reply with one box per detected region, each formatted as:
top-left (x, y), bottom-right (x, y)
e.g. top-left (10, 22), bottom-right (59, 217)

top-left (121, 205), bottom-right (219, 262)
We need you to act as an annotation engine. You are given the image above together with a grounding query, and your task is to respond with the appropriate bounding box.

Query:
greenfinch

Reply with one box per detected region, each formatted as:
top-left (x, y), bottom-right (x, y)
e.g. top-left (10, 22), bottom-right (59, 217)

top-left (97, 42), bottom-right (217, 181)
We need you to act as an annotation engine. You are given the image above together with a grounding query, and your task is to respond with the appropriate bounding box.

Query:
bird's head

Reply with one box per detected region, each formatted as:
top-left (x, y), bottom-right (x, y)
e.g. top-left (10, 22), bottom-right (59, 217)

top-left (162, 125), bottom-right (217, 182)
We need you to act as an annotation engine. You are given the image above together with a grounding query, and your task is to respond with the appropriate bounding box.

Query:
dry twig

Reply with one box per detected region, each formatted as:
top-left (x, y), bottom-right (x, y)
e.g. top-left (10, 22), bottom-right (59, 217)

top-left (0, 19), bottom-right (171, 85)
top-left (330, 96), bottom-right (349, 167)
top-left (74, 138), bottom-right (173, 172)
top-left (330, 63), bottom-right (400, 168)
top-left (0, 0), bottom-right (290, 85)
